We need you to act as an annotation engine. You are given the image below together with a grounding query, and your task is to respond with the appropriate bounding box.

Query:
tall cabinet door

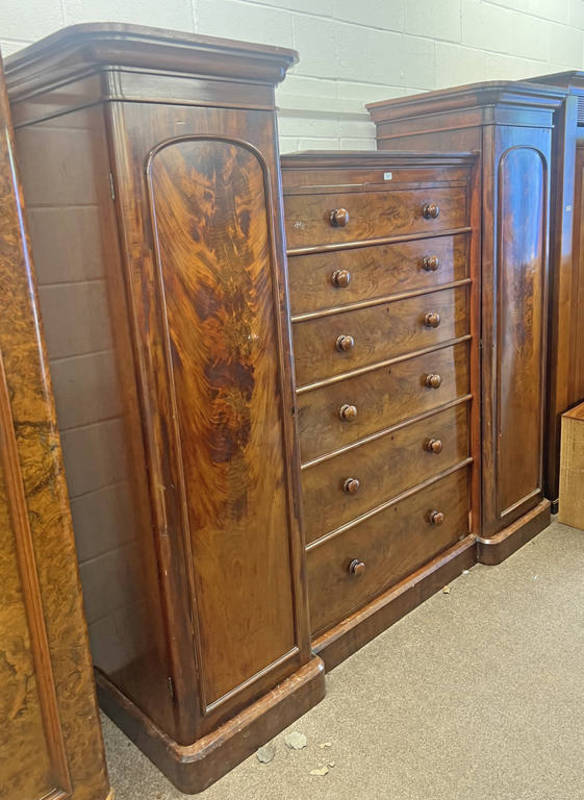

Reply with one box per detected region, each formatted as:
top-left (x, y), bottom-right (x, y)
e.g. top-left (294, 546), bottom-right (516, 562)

top-left (0, 54), bottom-right (110, 800)
top-left (108, 103), bottom-right (311, 740)
top-left (481, 126), bottom-right (551, 536)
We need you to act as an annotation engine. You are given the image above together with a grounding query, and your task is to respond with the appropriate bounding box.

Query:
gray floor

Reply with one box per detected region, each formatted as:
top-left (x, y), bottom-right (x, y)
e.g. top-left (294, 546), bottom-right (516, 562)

top-left (103, 519), bottom-right (584, 800)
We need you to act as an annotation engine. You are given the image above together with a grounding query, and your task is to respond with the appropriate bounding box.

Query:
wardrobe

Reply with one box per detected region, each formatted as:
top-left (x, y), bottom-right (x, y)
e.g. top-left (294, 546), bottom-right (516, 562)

top-left (0, 50), bottom-right (111, 800)
top-left (368, 74), bottom-right (584, 509)
top-left (3, 22), bottom-right (569, 794)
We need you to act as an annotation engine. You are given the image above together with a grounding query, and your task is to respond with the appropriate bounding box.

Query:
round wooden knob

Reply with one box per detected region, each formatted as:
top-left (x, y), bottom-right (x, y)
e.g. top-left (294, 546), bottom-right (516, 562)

top-left (336, 334), bottom-right (355, 352)
top-left (424, 437), bottom-right (443, 454)
top-left (425, 373), bottom-right (442, 389)
top-left (339, 403), bottom-right (358, 421)
top-left (422, 255), bottom-right (440, 271)
top-left (331, 269), bottom-right (351, 288)
top-left (423, 202), bottom-right (440, 219)
top-left (348, 558), bottom-right (366, 576)
top-left (330, 207), bottom-right (350, 227)
top-left (424, 311), bottom-right (441, 328)
top-left (343, 477), bottom-right (360, 494)
top-left (428, 510), bottom-right (445, 526)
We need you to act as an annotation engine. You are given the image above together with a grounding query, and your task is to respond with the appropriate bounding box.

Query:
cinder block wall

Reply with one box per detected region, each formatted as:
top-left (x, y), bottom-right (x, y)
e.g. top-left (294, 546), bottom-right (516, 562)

top-left (2, 0), bottom-right (583, 150)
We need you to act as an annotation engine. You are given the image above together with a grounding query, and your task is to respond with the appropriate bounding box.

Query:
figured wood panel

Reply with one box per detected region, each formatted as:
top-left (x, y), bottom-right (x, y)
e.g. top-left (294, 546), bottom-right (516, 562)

top-left (298, 341), bottom-right (470, 463)
top-left (285, 185), bottom-right (469, 249)
top-left (288, 233), bottom-right (470, 317)
top-left (496, 146), bottom-right (547, 517)
top-left (0, 365), bottom-right (67, 800)
top-left (147, 138), bottom-right (296, 708)
top-left (307, 466), bottom-right (470, 636)
top-left (293, 285), bottom-right (469, 386)
top-left (0, 53), bottom-right (109, 800)
top-left (302, 401), bottom-right (469, 543)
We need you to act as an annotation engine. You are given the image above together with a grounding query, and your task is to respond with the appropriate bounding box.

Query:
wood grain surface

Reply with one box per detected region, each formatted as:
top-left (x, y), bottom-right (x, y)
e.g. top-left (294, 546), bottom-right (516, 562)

top-left (0, 51), bottom-right (110, 800)
top-left (307, 466), bottom-right (470, 636)
top-left (288, 233), bottom-right (470, 317)
top-left (285, 185), bottom-right (469, 250)
top-left (297, 341), bottom-right (470, 463)
top-left (301, 401), bottom-right (470, 543)
top-left (293, 284), bottom-right (469, 386)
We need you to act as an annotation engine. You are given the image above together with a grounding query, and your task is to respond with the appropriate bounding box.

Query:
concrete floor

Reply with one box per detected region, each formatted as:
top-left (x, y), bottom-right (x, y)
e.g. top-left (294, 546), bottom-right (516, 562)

top-left (103, 519), bottom-right (584, 800)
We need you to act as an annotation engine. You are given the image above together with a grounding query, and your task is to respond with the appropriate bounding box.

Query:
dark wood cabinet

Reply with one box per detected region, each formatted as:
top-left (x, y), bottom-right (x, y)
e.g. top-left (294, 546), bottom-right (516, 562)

top-left (368, 77), bottom-right (584, 513)
top-left (368, 86), bottom-right (556, 541)
top-left (5, 24), bottom-right (324, 794)
top-left (6, 24), bottom-right (573, 794)
top-left (0, 51), bottom-right (111, 800)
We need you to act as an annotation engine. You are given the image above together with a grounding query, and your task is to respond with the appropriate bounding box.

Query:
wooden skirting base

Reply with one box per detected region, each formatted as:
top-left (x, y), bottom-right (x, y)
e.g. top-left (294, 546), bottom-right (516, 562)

top-left (476, 499), bottom-right (551, 566)
top-left (312, 535), bottom-right (476, 671)
top-left (96, 656), bottom-right (325, 794)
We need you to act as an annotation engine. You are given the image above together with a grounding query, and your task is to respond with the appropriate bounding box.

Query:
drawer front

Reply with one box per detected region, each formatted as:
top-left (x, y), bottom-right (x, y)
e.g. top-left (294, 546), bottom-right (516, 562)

top-left (302, 402), bottom-right (469, 544)
top-left (298, 341), bottom-right (470, 463)
top-left (307, 466), bottom-right (470, 636)
top-left (294, 285), bottom-right (469, 387)
top-left (289, 234), bottom-right (469, 317)
top-left (285, 185), bottom-right (469, 250)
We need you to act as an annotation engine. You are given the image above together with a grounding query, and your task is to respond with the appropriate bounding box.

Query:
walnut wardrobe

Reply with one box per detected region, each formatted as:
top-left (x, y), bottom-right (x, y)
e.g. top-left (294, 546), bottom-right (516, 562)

top-left (368, 75), bottom-right (584, 511)
top-left (0, 49), bottom-right (111, 800)
top-left (3, 22), bottom-right (562, 795)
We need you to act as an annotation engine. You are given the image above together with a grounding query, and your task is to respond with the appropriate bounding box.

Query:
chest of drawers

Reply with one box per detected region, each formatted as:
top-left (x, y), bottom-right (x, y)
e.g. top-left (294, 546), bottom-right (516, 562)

top-left (282, 152), bottom-right (481, 662)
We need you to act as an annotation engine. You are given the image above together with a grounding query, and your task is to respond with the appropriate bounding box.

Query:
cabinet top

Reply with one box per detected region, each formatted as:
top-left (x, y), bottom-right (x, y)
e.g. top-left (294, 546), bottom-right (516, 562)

top-left (4, 22), bottom-right (298, 98)
top-left (366, 78), bottom-right (567, 123)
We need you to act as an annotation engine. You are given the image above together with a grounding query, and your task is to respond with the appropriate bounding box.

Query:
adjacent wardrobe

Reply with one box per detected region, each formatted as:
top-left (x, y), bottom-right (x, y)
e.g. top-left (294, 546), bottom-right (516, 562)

top-left (368, 73), bottom-right (584, 509)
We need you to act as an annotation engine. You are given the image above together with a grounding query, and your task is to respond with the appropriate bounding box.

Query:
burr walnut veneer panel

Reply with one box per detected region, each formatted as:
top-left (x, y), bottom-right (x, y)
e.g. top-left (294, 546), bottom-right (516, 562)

top-left (0, 52), bottom-right (110, 800)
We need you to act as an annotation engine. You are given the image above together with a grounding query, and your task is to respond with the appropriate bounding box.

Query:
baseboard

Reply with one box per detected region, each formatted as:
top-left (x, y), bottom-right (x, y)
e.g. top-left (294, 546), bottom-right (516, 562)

top-left (551, 498), bottom-right (559, 515)
top-left (312, 535), bottom-right (476, 671)
top-left (96, 656), bottom-right (325, 794)
top-left (476, 499), bottom-right (551, 566)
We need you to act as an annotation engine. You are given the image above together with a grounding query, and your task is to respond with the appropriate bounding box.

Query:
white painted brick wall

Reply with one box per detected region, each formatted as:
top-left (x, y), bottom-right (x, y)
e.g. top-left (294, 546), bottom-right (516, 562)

top-left (2, 0), bottom-right (583, 151)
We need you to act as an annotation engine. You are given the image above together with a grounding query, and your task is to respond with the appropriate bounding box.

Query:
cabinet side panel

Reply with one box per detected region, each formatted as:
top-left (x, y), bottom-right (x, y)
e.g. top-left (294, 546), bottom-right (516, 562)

top-left (14, 108), bottom-right (177, 737)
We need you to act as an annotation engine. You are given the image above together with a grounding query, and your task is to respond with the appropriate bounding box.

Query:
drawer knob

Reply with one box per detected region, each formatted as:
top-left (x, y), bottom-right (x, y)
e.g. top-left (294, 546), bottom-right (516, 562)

top-left (424, 311), bottom-right (441, 328)
top-left (425, 373), bottom-right (442, 389)
top-left (424, 437), bottom-right (443, 454)
top-left (336, 334), bottom-right (355, 352)
top-left (423, 202), bottom-right (440, 219)
top-left (428, 509), bottom-right (445, 526)
top-left (422, 255), bottom-right (440, 271)
top-left (348, 558), bottom-right (366, 576)
top-left (330, 207), bottom-right (350, 227)
top-left (339, 403), bottom-right (358, 421)
top-left (343, 477), bottom-right (361, 494)
top-left (331, 269), bottom-right (352, 288)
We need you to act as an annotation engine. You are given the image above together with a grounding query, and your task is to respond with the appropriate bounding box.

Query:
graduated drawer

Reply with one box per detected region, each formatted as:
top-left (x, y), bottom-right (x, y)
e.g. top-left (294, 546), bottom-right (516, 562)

top-left (285, 185), bottom-right (468, 250)
top-left (297, 340), bottom-right (469, 463)
top-left (302, 401), bottom-right (469, 544)
top-left (289, 233), bottom-right (469, 317)
top-left (294, 284), bottom-right (469, 387)
top-left (307, 466), bottom-right (470, 636)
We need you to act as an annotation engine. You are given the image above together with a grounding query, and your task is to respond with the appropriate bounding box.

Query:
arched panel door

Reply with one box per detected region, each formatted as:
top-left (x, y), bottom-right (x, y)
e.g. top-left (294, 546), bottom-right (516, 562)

top-left (147, 137), bottom-right (299, 713)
